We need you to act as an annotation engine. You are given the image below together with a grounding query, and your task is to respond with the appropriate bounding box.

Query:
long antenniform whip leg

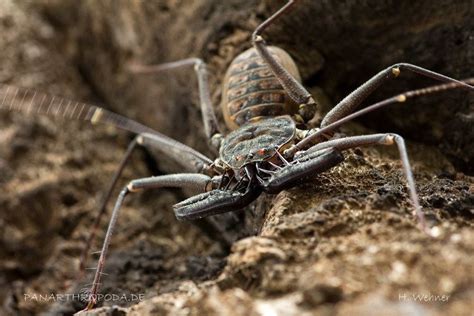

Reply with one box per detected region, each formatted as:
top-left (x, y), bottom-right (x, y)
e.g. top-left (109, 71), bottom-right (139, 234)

top-left (286, 78), bottom-right (474, 155)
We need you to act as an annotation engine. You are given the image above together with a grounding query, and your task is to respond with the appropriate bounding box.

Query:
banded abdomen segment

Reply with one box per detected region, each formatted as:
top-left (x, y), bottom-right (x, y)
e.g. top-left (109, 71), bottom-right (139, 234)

top-left (221, 46), bottom-right (302, 130)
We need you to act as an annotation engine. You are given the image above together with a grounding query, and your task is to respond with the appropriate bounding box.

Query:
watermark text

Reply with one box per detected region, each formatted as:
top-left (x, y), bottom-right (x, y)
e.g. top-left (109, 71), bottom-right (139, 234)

top-left (398, 292), bottom-right (450, 303)
top-left (24, 293), bottom-right (145, 303)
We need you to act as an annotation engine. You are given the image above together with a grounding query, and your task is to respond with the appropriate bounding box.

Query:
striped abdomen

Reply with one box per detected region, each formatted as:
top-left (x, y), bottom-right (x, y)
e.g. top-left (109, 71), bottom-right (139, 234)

top-left (221, 46), bottom-right (302, 130)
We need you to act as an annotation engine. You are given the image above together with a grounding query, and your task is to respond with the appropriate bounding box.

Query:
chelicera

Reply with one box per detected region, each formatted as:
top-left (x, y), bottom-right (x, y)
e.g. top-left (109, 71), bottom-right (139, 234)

top-left (1, 0), bottom-right (472, 310)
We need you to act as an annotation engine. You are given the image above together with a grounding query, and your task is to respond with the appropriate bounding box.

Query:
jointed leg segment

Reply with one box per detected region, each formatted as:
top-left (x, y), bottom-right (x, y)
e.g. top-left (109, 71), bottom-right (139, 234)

top-left (129, 58), bottom-right (222, 148)
top-left (83, 57), bottom-right (224, 309)
top-left (306, 133), bottom-right (428, 233)
top-left (79, 137), bottom-right (139, 272)
top-left (320, 63), bottom-right (474, 127)
top-left (85, 173), bottom-right (213, 310)
top-left (286, 78), bottom-right (474, 156)
top-left (252, 0), bottom-right (317, 121)
top-left (79, 131), bottom-right (213, 275)
top-left (254, 1), bottom-right (474, 128)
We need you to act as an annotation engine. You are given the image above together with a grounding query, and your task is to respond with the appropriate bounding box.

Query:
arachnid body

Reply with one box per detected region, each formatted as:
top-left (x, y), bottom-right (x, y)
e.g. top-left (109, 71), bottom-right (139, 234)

top-left (1, 0), bottom-right (473, 311)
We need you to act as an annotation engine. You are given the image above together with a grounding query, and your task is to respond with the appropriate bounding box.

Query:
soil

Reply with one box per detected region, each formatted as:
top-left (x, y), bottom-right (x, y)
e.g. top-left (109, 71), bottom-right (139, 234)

top-left (0, 1), bottom-right (473, 316)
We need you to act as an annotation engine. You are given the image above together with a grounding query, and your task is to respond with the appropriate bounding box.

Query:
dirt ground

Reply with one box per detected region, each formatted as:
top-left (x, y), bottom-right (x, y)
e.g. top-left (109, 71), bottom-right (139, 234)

top-left (0, 1), bottom-right (473, 316)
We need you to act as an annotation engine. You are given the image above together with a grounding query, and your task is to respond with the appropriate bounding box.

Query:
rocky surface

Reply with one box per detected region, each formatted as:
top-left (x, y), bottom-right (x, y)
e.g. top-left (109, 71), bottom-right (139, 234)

top-left (0, 1), bottom-right (473, 315)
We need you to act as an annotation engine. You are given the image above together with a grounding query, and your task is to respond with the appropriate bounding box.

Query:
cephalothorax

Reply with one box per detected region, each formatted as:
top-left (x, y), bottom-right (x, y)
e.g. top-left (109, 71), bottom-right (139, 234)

top-left (1, 0), bottom-right (473, 310)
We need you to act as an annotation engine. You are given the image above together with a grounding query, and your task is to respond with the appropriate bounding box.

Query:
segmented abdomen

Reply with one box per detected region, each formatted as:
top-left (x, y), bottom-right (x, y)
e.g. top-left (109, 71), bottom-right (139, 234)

top-left (221, 46), bottom-right (302, 130)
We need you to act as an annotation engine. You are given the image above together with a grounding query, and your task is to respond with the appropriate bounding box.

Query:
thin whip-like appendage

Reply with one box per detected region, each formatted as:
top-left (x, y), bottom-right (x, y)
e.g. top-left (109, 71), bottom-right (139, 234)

top-left (0, 84), bottom-right (158, 135)
top-left (253, 0), bottom-right (297, 36)
top-left (288, 78), bottom-right (474, 156)
top-left (0, 84), bottom-right (213, 166)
